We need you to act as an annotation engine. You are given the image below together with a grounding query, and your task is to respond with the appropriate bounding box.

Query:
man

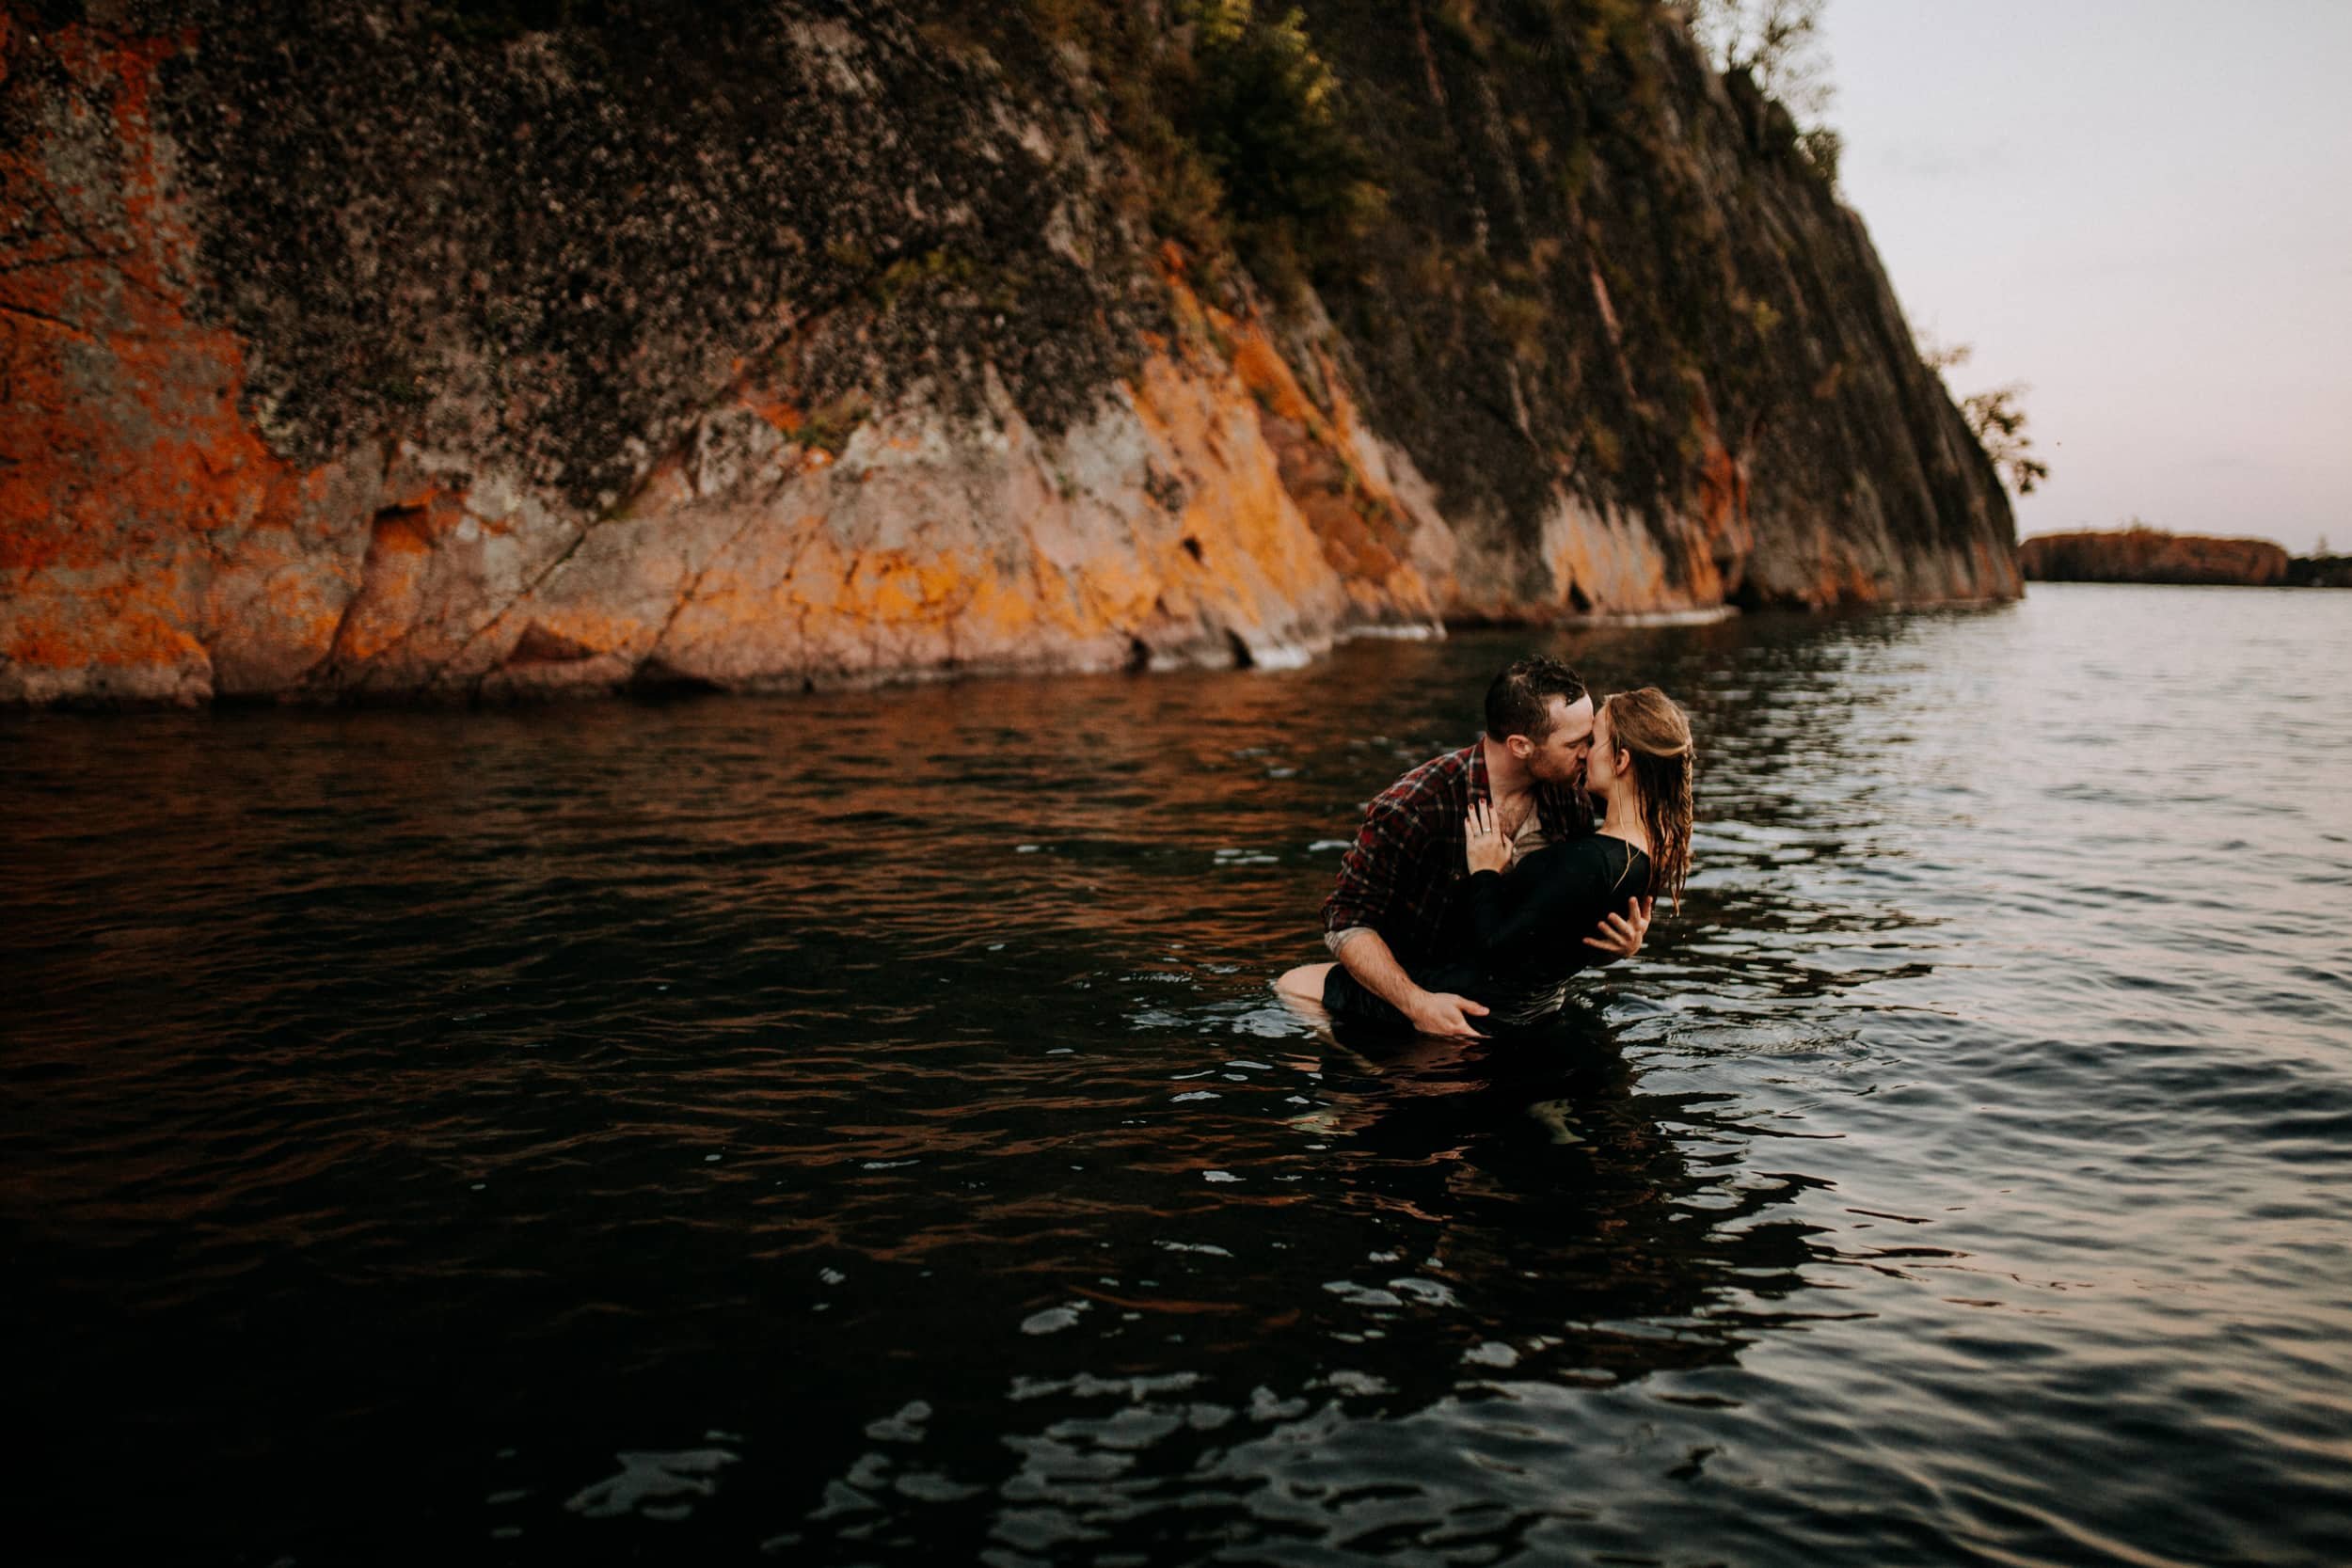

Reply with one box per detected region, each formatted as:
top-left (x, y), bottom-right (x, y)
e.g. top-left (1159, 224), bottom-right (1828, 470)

top-left (1302, 655), bottom-right (1652, 1037)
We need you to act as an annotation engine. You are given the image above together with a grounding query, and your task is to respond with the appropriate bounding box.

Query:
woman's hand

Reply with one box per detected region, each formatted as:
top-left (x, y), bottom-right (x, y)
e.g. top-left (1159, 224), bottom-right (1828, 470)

top-left (1464, 798), bottom-right (1512, 875)
top-left (1582, 896), bottom-right (1655, 960)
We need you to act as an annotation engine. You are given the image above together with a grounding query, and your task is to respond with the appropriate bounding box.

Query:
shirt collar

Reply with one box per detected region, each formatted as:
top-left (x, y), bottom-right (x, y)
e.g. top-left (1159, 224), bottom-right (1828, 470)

top-left (1473, 731), bottom-right (1590, 835)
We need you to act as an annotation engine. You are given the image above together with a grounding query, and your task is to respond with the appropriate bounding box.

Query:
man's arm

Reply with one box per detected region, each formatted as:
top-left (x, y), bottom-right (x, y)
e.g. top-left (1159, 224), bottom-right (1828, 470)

top-left (1330, 927), bottom-right (1489, 1038)
top-left (1321, 767), bottom-right (1489, 1037)
top-left (1321, 792), bottom-right (1413, 943)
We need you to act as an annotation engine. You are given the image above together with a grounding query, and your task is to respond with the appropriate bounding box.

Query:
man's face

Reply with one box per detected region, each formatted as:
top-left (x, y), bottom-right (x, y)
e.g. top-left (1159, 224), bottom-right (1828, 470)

top-left (1518, 694), bottom-right (1596, 788)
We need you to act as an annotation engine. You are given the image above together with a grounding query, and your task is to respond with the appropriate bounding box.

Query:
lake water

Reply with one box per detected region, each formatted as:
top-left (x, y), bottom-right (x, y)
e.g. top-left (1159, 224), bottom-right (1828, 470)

top-left (4, 583), bottom-right (2348, 1566)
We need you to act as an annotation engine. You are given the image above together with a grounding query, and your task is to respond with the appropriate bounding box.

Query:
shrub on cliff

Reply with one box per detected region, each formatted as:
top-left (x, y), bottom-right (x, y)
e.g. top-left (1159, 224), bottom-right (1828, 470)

top-left (1181, 0), bottom-right (1384, 297)
top-left (1020, 0), bottom-right (1380, 300)
top-left (1691, 0), bottom-right (1836, 184)
top-left (1959, 384), bottom-right (2048, 497)
top-left (1920, 338), bottom-right (2051, 497)
top-left (1689, 0), bottom-right (1831, 120)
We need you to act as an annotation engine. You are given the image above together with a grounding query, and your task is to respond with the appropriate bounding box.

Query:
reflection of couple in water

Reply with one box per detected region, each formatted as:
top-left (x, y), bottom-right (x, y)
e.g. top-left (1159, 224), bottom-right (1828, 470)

top-left (1279, 656), bottom-right (1693, 1037)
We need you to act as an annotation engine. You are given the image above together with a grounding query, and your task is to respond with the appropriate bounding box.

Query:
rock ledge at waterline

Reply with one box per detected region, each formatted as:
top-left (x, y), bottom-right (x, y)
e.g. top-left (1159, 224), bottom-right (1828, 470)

top-left (0, 2), bottom-right (2018, 707)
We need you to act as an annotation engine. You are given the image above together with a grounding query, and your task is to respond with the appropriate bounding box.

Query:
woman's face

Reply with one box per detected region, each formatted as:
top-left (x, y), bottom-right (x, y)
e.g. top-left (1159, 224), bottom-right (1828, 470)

top-left (1586, 705), bottom-right (1630, 799)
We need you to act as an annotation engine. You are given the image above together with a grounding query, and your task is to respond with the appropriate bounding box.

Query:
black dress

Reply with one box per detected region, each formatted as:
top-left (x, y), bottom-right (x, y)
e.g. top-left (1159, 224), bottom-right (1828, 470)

top-left (1321, 834), bottom-right (1652, 1032)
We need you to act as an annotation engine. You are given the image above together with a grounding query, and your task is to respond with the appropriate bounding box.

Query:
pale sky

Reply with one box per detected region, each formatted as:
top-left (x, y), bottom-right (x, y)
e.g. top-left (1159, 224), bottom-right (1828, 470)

top-left (1821, 0), bottom-right (2352, 554)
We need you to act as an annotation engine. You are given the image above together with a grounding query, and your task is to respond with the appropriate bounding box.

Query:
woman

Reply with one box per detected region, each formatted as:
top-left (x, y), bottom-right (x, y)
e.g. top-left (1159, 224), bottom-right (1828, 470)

top-left (1280, 687), bottom-right (1694, 1034)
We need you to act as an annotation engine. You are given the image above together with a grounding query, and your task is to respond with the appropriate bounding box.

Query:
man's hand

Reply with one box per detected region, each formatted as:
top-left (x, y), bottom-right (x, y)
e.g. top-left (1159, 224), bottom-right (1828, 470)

top-left (1582, 896), bottom-right (1654, 961)
top-left (1403, 989), bottom-right (1489, 1038)
top-left (1332, 928), bottom-right (1486, 1039)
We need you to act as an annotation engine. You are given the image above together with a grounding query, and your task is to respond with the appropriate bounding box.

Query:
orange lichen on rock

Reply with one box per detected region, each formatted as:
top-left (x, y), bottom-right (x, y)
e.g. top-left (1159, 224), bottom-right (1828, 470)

top-left (0, 24), bottom-right (311, 701)
top-left (1125, 351), bottom-right (1346, 625)
top-left (753, 400), bottom-right (805, 435)
top-left (326, 489), bottom-right (477, 668)
top-left (1692, 430), bottom-right (1754, 600)
top-left (1184, 282), bottom-right (1441, 626)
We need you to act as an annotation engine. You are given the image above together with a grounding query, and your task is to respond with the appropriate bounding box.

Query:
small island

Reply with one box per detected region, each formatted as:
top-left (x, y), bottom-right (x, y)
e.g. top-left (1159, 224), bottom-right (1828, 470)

top-left (2020, 526), bottom-right (2346, 587)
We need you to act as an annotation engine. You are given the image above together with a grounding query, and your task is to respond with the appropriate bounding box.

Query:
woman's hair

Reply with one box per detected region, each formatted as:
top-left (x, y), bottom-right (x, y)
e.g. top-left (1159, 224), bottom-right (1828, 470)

top-left (1599, 687), bottom-right (1695, 910)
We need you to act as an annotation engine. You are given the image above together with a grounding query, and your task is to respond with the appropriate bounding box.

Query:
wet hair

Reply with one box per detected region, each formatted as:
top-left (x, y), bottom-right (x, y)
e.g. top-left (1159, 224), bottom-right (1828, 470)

top-left (1598, 687), bottom-right (1695, 911)
top-left (1484, 655), bottom-right (1588, 744)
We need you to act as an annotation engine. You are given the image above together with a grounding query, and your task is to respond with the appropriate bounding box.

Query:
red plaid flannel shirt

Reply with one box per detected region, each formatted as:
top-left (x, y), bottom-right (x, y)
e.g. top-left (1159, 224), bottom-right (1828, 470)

top-left (1321, 737), bottom-right (1593, 968)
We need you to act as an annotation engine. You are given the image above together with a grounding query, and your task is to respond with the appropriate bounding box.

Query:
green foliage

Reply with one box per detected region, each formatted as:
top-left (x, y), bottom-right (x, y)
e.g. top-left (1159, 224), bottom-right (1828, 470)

top-left (1796, 125), bottom-right (1840, 183)
top-left (1915, 333), bottom-right (1972, 373)
top-left (797, 391), bottom-right (871, 457)
top-left (1179, 2), bottom-right (1385, 297)
top-left (1919, 334), bottom-right (2052, 497)
top-left (1019, 2), bottom-right (1380, 301)
top-left (1485, 291), bottom-right (1551, 366)
top-left (869, 248), bottom-right (976, 310)
top-left (1023, 7), bottom-right (1224, 259)
top-left (1692, 0), bottom-right (1839, 185)
top-left (1961, 383), bottom-right (2049, 496)
top-left (1689, 0), bottom-right (1831, 120)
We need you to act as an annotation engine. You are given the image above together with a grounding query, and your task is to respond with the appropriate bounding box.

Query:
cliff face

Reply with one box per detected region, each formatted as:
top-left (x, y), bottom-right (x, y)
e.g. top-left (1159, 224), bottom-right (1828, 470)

top-left (2020, 531), bottom-right (2290, 587)
top-left (1, 0), bottom-right (2019, 706)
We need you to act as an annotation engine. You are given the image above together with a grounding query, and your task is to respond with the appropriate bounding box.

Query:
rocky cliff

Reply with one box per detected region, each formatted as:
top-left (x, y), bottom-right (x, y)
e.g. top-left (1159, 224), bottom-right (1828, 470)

top-left (2019, 530), bottom-right (2289, 587)
top-left (1, 0), bottom-right (2019, 706)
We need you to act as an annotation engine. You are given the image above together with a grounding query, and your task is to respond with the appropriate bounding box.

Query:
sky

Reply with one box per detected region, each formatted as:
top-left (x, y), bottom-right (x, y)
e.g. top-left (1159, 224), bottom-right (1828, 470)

top-left (1819, 0), bottom-right (2352, 554)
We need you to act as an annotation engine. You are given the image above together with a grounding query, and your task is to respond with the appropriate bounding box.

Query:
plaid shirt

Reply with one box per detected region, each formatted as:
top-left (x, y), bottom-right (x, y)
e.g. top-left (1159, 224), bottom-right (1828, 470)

top-left (1321, 737), bottom-right (1594, 968)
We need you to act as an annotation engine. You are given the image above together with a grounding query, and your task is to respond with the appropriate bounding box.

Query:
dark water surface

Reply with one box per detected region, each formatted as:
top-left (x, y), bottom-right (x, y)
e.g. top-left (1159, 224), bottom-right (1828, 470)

top-left (6, 584), bottom-right (2349, 1566)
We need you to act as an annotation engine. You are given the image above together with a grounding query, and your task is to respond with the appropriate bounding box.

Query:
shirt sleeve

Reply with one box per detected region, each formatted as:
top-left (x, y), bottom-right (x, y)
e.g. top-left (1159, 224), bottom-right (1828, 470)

top-left (1325, 926), bottom-right (1373, 957)
top-left (1321, 790), bottom-right (1431, 939)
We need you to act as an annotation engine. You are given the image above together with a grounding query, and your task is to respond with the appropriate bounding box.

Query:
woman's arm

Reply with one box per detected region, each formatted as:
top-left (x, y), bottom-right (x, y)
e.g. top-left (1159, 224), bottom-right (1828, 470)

top-left (1463, 838), bottom-right (1630, 964)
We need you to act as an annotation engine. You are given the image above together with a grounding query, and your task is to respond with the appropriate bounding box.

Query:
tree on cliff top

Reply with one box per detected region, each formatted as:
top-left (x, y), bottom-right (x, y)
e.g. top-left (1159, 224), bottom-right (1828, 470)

top-left (1918, 337), bottom-right (2050, 497)
top-left (1960, 384), bottom-right (2048, 496)
top-left (1686, 0), bottom-right (1839, 182)
top-left (1688, 0), bottom-right (1831, 119)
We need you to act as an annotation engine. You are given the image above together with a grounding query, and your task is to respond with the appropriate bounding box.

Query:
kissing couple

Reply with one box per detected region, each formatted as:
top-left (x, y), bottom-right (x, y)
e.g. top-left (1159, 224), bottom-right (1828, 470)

top-left (1278, 655), bottom-right (1694, 1037)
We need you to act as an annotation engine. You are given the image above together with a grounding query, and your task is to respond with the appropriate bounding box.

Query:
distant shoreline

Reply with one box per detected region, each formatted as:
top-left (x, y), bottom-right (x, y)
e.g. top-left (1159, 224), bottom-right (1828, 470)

top-left (2019, 528), bottom-right (2349, 588)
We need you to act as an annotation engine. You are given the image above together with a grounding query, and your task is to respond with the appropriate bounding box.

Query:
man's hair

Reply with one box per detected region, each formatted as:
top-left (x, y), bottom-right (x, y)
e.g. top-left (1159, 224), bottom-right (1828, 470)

top-left (1484, 655), bottom-right (1588, 742)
